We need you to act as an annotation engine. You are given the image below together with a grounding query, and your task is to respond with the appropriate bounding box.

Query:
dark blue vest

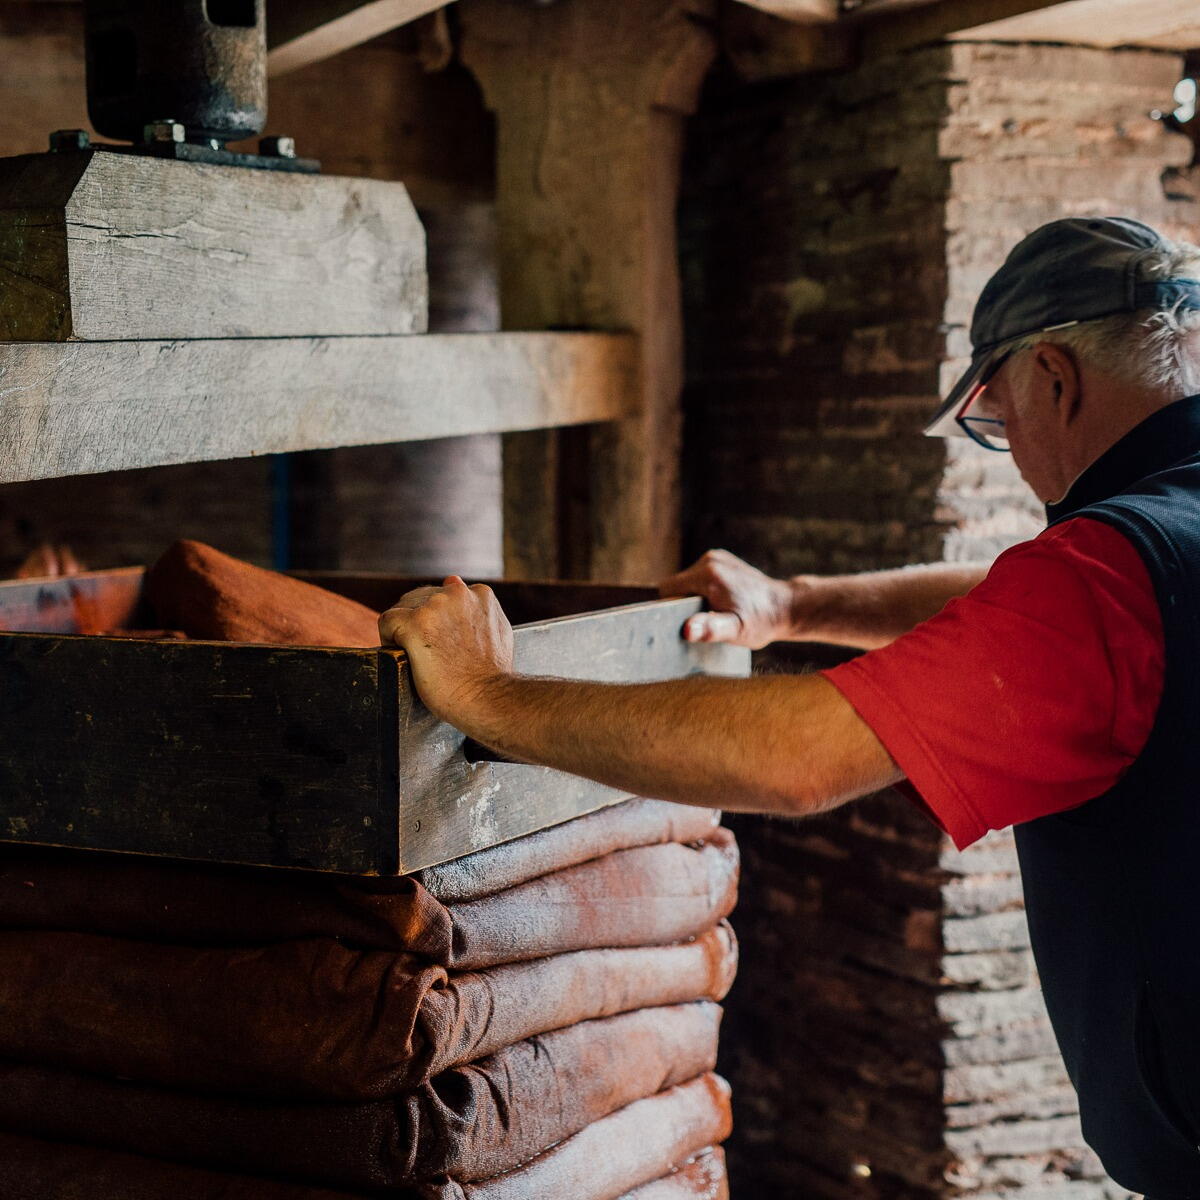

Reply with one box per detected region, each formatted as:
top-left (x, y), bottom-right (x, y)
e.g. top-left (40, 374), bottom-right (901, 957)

top-left (1018, 395), bottom-right (1200, 1197)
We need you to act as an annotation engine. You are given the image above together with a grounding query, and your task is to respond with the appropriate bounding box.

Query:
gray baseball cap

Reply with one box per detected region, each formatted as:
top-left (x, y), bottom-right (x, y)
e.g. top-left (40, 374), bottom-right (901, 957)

top-left (925, 217), bottom-right (1200, 442)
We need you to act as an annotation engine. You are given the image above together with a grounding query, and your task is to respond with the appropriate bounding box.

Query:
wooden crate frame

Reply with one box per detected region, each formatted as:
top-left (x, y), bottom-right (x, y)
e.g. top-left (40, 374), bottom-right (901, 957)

top-left (0, 569), bottom-right (748, 875)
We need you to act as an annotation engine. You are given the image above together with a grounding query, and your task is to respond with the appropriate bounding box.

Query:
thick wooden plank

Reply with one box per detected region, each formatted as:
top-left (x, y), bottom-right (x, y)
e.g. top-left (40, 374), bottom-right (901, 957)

top-left (0, 567), bottom-right (145, 633)
top-left (723, 0), bottom-right (1198, 79)
top-left (0, 582), bottom-right (749, 874)
top-left (266, 0), bottom-right (452, 76)
top-left (0, 331), bottom-right (638, 483)
top-left (860, 0), bottom-right (1117, 54)
top-left (0, 151), bottom-right (427, 341)
top-left (0, 637), bottom-right (395, 873)
top-left (397, 597), bottom-right (750, 870)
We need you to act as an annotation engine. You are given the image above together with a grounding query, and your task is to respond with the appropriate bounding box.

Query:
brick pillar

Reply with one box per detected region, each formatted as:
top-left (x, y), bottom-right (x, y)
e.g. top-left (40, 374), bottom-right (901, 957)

top-left (681, 42), bottom-right (1193, 1199)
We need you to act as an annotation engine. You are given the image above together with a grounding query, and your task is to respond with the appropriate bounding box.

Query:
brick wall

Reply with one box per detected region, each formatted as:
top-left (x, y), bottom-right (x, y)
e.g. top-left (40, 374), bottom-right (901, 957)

top-left (681, 40), bottom-right (1196, 1199)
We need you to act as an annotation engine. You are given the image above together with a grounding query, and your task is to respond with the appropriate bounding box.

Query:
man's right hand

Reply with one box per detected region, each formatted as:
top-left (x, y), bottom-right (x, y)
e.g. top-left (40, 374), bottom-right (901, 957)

top-left (658, 549), bottom-right (798, 649)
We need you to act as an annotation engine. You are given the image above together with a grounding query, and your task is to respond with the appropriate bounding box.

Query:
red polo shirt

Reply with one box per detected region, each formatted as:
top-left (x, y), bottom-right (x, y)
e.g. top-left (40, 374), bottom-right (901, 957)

top-left (821, 517), bottom-right (1165, 850)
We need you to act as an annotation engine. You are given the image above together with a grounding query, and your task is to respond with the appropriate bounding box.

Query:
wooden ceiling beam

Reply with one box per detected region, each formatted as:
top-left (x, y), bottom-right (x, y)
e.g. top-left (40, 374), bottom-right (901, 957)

top-left (730, 0), bottom-right (839, 20)
top-left (727, 0), bottom-right (1200, 82)
top-left (265, 0), bottom-right (453, 77)
top-left (945, 0), bottom-right (1200, 49)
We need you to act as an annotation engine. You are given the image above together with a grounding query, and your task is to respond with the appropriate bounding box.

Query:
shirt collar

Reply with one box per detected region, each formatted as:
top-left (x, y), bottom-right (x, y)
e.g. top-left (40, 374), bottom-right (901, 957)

top-left (1046, 394), bottom-right (1200, 523)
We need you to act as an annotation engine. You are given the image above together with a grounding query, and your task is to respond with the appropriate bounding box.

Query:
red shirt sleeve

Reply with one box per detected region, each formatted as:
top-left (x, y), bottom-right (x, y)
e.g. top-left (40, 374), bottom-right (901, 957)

top-left (821, 517), bottom-right (1164, 850)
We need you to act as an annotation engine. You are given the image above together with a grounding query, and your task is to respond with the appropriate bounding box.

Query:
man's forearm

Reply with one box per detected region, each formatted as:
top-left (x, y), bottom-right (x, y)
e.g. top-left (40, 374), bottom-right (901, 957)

top-left (459, 672), bottom-right (900, 816)
top-left (787, 563), bottom-right (989, 649)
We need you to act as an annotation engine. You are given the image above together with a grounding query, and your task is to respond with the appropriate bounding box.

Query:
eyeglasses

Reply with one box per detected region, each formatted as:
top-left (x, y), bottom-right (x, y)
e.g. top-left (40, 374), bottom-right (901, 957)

top-left (954, 349), bottom-right (1014, 452)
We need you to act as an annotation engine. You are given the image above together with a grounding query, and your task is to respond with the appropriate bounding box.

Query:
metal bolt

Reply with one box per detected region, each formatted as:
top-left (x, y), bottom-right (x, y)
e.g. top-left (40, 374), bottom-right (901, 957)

top-left (143, 120), bottom-right (186, 145)
top-left (259, 135), bottom-right (297, 159)
top-left (49, 129), bottom-right (90, 153)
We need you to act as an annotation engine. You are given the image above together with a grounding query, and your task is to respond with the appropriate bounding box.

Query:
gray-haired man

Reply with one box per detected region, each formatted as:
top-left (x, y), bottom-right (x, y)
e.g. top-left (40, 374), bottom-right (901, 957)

top-left (382, 218), bottom-right (1200, 1195)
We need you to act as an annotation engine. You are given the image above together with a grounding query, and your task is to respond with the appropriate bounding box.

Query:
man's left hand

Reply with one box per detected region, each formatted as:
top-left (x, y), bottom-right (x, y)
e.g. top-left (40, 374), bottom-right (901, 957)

top-left (379, 577), bottom-right (515, 726)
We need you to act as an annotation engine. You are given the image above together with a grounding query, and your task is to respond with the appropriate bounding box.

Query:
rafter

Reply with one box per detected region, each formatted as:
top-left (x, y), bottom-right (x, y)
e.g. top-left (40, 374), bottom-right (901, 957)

top-left (265, 0), bottom-right (453, 77)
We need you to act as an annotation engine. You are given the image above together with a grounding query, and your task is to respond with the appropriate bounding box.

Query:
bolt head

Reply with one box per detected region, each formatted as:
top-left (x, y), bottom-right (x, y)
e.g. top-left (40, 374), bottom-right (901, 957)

top-left (49, 129), bottom-right (90, 153)
top-left (144, 121), bottom-right (185, 145)
top-left (259, 135), bottom-right (297, 159)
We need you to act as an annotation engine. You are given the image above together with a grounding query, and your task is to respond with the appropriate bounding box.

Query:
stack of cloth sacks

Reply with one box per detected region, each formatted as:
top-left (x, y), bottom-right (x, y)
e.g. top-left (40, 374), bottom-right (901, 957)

top-left (0, 542), bottom-right (739, 1198)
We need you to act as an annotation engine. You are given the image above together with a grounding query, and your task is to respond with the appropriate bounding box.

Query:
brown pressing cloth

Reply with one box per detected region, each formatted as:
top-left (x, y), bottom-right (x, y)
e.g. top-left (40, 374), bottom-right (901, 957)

top-left (420, 1073), bottom-right (732, 1200)
top-left (414, 797), bottom-right (721, 902)
top-left (0, 924), bottom-right (736, 1100)
top-left (0, 831), bottom-right (738, 969)
top-left (144, 540), bottom-right (381, 648)
top-left (618, 1149), bottom-right (729, 1200)
top-left (0, 1077), bottom-right (728, 1200)
top-left (0, 1131), bottom-right (370, 1200)
top-left (0, 1004), bottom-right (721, 1190)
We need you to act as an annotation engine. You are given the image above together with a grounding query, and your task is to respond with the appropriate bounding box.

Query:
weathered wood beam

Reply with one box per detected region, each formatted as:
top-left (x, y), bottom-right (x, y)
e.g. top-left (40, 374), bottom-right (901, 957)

top-left (727, 0), bottom-right (1200, 81)
top-left (0, 150), bottom-right (428, 341)
top-left (265, 0), bottom-right (453, 77)
top-left (947, 0), bottom-right (1200, 48)
top-left (732, 0), bottom-right (839, 20)
top-left (461, 0), bottom-right (717, 586)
top-left (0, 332), bottom-right (637, 483)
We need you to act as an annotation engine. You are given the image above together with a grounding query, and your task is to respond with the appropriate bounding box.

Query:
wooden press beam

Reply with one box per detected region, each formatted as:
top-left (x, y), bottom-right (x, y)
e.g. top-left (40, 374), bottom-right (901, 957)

top-left (265, 0), bottom-right (453, 76)
top-left (460, 0), bottom-right (717, 585)
top-left (944, 0), bottom-right (1200, 48)
top-left (731, 0), bottom-right (839, 19)
top-left (726, 0), bottom-right (1200, 82)
top-left (0, 332), bottom-right (636, 483)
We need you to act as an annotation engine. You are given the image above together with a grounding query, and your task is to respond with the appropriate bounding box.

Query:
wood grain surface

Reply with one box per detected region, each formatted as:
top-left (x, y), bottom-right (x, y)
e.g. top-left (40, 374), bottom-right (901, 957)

top-left (0, 332), bottom-right (638, 482)
top-left (0, 575), bottom-right (748, 874)
top-left (0, 150), bottom-right (428, 341)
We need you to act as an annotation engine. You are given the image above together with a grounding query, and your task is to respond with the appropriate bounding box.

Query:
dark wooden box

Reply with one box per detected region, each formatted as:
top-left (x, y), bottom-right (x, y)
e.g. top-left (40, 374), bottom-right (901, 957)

top-left (0, 569), bottom-right (748, 875)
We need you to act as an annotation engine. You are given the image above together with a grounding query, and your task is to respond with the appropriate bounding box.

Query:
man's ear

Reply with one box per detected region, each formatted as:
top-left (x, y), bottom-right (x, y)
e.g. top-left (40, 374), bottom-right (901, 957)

top-left (1031, 342), bottom-right (1082, 425)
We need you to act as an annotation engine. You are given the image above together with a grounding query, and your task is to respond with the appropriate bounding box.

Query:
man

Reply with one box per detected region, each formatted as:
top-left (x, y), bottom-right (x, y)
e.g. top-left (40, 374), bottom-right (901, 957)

top-left (381, 218), bottom-right (1200, 1196)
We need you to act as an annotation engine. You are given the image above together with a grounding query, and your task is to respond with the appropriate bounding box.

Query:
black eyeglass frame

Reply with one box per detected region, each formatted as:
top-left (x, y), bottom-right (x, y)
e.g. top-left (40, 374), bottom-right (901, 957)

top-left (954, 348), bottom-right (1016, 452)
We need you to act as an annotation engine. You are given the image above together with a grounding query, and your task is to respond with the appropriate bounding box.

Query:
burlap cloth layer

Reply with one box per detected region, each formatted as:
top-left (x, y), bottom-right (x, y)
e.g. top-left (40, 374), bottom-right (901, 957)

top-left (413, 799), bottom-right (719, 902)
top-left (0, 827), bottom-right (737, 969)
top-left (421, 1075), bottom-right (731, 1200)
top-left (618, 1149), bottom-right (729, 1200)
top-left (0, 924), bottom-right (736, 1100)
top-left (0, 1004), bottom-right (720, 1189)
top-left (0, 1077), bottom-right (730, 1200)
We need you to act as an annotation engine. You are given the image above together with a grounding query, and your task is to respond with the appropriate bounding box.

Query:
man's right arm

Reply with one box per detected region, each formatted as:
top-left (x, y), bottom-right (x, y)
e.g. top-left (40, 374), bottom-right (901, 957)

top-left (659, 550), bottom-right (988, 651)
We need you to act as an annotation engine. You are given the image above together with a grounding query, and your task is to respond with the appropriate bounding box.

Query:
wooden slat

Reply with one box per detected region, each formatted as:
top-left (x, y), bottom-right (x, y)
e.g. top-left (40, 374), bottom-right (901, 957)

top-left (731, 0), bottom-right (839, 20)
top-left (0, 567), bottom-right (146, 634)
top-left (0, 332), bottom-right (638, 484)
top-left (860, 0), bottom-right (1200, 53)
top-left (946, 0), bottom-right (1200, 48)
top-left (0, 635), bottom-right (398, 873)
top-left (0, 581), bottom-right (750, 875)
top-left (265, 0), bottom-right (453, 76)
top-left (398, 597), bottom-right (750, 871)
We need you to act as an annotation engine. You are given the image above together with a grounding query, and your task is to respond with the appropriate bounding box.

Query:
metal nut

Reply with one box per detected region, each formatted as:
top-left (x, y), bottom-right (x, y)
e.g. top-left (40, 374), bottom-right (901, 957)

top-left (258, 135), bottom-right (297, 159)
top-left (143, 120), bottom-right (186, 144)
top-left (49, 129), bottom-right (91, 153)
